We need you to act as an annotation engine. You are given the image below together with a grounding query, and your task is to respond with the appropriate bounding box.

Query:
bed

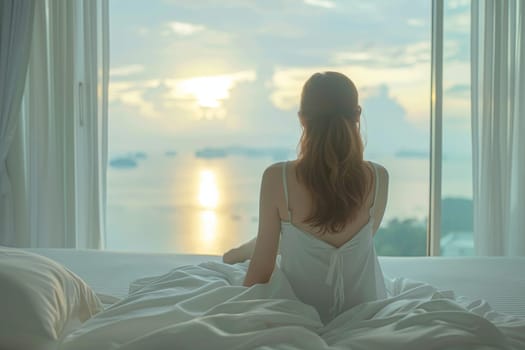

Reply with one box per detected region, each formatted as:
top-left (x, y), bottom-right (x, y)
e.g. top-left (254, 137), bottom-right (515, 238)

top-left (9, 249), bottom-right (525, 349)
top-left (26, 249), bottom-right (525, 318)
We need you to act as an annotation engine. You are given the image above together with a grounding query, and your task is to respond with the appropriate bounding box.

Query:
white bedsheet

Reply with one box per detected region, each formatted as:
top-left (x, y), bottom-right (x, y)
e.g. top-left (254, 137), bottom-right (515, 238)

top-left (59, 261), bottom-right (525, 350)
top-left (26, 249), bottom-right (525, 318)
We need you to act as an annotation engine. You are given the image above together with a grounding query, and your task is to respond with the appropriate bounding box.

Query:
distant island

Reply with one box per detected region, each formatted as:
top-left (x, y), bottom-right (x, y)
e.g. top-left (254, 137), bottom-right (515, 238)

top-left (135, 151), bottom-right (148, 160)
top-left (165, 150), bottom-right (178, 157)
top-left (395, 149), bottom-right (428, 159)
top-left (195, 148), bottom-right (228, 159)
top-left (109, 151), bottom-right (148, 169)
top-left (194, 146), bottom-right (292, 160)
top-left (109, 157), bottom-right (138, 169)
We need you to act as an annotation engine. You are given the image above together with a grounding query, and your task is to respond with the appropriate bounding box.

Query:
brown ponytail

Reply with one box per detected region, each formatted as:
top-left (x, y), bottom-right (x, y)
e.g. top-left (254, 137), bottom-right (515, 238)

top-left (296, 72), bottom-right (368, 233)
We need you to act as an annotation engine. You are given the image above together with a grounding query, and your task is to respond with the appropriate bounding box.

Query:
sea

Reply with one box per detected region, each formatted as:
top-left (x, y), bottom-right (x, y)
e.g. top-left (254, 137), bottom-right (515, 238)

top-left (106, 152), bottom-right (472, 255)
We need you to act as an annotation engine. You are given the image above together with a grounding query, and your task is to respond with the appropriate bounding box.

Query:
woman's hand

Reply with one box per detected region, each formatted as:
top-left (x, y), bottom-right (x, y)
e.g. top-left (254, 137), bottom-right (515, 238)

top-left (222, 247), bottom-right (244, 264)
top-left (222, 238), bottom-right (256, 264)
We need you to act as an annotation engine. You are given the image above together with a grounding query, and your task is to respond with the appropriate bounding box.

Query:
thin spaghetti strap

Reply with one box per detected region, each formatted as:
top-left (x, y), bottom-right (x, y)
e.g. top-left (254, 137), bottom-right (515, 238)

top-left (368, 162), bottom-right (380, 216)
top-left (281, 161), bottom-right (292, 221)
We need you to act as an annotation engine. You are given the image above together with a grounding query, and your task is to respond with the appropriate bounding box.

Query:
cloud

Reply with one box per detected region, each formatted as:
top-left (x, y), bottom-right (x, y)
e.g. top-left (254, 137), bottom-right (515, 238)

top-left (332, 41), bottom-right (431, 68)
top-left (444, 12), bottom-right (469, 33)
top-left (443, 40), bottom-right (463, 60)
top-left (109, 80), bottom-right (163, 118)
top-left (108, 69), bottom-right (259, 127)
top-left (446, 84), bottom-right (469, 97)
top-left (359, 84), bottom-right (427, 154)
top-left (407, 18), bottom-right (425, 27)
top-left (442, 61), bottom-right (470, 125)
top-left (136, 27), bottom-right (150, 37)
top-left (162, 0), bottom-right (299, 14)
top-left (447, 0), bottom-right (470, 10)
top-left (303, 0), bottom-right (335, 9)
top-left (268, 61), bottom-right (430, 125)
top-left (164, 70), bottom-right (257, 119)
top-left (268, 68), bottom-right (311, 111)
top-left (257, 22), bottom-right (305, 39)
top-left (444, 1), bottom-right (470, 34)
top-left (167, 21), bottom-right (206, 36)
top-left (262, 40), bottom-right (466, 124)
top-left (111, 64), bottom-right (145, 78)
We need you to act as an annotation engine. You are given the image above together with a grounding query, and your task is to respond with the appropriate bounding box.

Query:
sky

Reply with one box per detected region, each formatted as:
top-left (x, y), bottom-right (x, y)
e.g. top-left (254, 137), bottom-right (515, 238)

top-left (108, 0), bottom-right (472, 158)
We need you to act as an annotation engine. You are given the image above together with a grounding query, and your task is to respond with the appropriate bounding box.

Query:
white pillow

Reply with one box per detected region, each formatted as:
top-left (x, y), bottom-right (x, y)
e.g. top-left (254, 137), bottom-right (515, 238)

top-left (0, 247), bottom-right (103, 349)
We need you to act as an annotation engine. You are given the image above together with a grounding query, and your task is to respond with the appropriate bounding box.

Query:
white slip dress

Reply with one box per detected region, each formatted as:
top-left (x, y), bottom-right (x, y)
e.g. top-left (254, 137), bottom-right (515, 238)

top-left (279, 161), bottom-right (387, 323)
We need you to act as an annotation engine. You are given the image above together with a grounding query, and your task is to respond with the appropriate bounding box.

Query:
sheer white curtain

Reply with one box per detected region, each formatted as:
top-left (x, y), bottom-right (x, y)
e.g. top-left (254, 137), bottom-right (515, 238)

top-left (471, 0), bottom-right (525, 256)
top-left (2, 0), bottom-right (109, 249)
top-left (0, 0), bottom-right (35, 246)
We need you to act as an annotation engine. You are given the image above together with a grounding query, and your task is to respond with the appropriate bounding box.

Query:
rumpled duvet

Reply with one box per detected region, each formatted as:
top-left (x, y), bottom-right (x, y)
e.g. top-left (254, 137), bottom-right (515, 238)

top-left (60, 261), bottom-right (525, 350)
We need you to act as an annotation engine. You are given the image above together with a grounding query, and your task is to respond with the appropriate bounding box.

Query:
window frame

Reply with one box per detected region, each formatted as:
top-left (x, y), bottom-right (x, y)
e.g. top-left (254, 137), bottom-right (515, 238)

top-left (428, 0), bottom-right (444, 256)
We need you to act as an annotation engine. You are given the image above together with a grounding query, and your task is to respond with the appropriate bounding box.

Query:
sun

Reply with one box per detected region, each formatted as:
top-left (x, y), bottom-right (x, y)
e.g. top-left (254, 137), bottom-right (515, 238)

top-left (166, 71), bottom-right (256, 112)
top-left (177, 76), bottom-right (232, 109)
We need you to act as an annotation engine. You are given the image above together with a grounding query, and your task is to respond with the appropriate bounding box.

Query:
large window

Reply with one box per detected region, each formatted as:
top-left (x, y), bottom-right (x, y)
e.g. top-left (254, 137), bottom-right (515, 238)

top-left (107, 0), bottom-right (435, 255)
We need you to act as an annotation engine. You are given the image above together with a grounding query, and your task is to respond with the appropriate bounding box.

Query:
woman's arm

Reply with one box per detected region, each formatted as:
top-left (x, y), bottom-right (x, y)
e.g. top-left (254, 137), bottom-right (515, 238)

top-left (243, 165), bottom-right (281, 287)
top-left (372, 164), bottom-right (389, 234)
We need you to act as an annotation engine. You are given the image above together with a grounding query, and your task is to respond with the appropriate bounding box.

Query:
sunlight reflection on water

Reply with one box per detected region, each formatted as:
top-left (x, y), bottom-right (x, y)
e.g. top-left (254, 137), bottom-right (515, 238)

top-left (199, 210), bottom-right (217, 245)
top-left (199, 170), bottom-right (219, 209)
top-left (198, 169), bottom-right (220, 248)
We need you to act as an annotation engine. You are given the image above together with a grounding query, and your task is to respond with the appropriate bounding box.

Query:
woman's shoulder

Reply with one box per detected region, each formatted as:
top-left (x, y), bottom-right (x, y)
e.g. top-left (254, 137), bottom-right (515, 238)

top-left (367, 161), bottom-right (389, 178)
top-left (265, 161), bottom-right (287, 170)
top-left (368, 161), bottom-right (389, 190)
top-left (258, 162), bottom-right (293, 202)
top-left (260, 161), bottom-right (298, 188)
top-left (261, 161), bottom-right (287, 184)
top-left (263, 160), bottom-right (297, 174)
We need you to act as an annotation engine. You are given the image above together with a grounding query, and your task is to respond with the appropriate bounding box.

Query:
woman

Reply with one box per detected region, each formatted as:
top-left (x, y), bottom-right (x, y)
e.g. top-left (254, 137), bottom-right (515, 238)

top-left (224, 71), bottom-right (389, 323)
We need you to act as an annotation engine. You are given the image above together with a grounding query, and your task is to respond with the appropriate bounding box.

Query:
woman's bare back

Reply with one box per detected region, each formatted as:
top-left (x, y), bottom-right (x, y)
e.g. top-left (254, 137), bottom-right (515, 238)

top-left (277, 160), bottom-right (388, 248)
